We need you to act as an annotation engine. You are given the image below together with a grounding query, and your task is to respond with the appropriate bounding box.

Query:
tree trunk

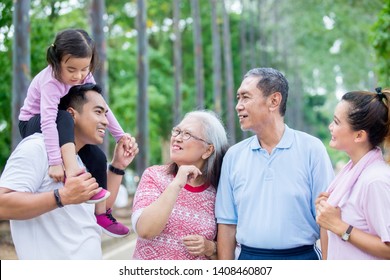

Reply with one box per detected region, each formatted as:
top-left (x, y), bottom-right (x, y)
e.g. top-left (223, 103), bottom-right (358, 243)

top-left (172, 0), bottom-right (182, 125)
top-left (258, 0), bottom-right (268, 66)
top-left (240, 0), bottom-right (249, 141)
top-left (12, 0), bottom-right (30, 150)
top-left (210, 0), bottom-right (222, 116)
top-left (90, 0), bottom-right (109, 156)
top-left (191, 0), bottom-right (205, 109)
top-left (136, 0), bottom-right (149, 176)
top-left (272, 0), bottom-right (280, 54)
top-left (248, 0), bottom-right (256, 69)
top-left (222, 1), bottom-right (236, 144)
top-left (240, 0), bottom-right (248, 77)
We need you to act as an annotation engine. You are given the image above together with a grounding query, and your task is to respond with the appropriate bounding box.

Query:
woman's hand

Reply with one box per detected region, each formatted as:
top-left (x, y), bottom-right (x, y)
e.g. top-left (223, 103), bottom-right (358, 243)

top-left (172, 165), bottom-right (202, 188)
top-left (315, 192), bottom-right (329, 208)
top-left (316, 199), bottom-right (345, 236)
top-left (183, 235), bottom-right (216, 258)
top-left (316, 191), bottom-right (345, 235)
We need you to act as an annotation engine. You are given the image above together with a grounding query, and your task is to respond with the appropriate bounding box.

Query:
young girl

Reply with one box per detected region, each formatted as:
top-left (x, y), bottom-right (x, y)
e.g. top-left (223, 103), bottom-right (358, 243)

top-left (316, 87), bottom-right (390, 259)
top-left (18, 28), bottom-right (130, 238)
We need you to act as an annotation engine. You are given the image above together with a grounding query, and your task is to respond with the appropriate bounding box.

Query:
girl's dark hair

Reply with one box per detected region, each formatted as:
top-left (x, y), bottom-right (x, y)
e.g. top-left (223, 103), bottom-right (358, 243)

top-left (342, 88), bottom-right (390, 149)
top-left (47, 29), bottom-right (98, 81)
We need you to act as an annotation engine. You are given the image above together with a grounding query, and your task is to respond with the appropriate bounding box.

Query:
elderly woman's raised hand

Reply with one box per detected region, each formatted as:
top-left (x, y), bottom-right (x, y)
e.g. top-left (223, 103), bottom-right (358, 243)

top-left (172, 165), bottom-right (202, 188)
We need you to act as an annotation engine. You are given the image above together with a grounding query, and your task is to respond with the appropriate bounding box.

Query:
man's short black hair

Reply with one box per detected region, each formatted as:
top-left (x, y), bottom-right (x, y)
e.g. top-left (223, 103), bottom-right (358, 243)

top-left (59, 83), bottom-right (103, 112)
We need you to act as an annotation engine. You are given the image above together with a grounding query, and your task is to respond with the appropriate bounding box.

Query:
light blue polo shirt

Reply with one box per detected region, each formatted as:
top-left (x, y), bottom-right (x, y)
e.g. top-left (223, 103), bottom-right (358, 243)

top-left (215, 125), bottom-right (334, 249)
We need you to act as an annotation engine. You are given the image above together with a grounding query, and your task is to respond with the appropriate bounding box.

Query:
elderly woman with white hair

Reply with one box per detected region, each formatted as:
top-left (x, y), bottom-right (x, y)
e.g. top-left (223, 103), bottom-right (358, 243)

top-left (131, 110), bottom-right (229, 260)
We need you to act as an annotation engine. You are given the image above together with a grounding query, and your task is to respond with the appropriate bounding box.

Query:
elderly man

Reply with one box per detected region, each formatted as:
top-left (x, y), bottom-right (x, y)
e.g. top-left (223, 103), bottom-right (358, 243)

top-left (216, 68), bottom-right (334, 260)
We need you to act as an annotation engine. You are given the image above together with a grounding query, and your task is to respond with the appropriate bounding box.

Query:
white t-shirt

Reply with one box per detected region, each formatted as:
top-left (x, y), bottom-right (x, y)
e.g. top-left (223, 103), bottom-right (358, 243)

top-left (0, 134), bottom-right (102, 259)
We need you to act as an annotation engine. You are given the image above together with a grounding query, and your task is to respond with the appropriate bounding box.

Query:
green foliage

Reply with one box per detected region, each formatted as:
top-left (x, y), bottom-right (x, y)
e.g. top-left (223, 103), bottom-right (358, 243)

top-left (0, 0), bottom-right (13, 171)
top-left (29, 1), bottom-right (90, 77)
top-left (1, 0), bottom-right (387, 172)
top-left (291, 0), bottom-right (382, 92)
top-left (372, 1), bottom-right (390, 85)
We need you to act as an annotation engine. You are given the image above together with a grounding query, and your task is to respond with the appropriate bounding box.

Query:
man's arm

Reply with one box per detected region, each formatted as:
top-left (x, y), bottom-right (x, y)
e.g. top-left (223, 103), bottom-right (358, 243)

top-left (217, 223), bottom-right (237, 260)
top-left (0, 173), bottom-right (100, 220)
top-left (106, 135), bottom-right (138, 209)
top-left (0, 187), bottom-right (58, 220)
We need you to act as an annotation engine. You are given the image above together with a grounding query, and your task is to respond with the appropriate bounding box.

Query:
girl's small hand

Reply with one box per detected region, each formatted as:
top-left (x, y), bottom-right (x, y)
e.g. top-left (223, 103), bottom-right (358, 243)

top-left (120, 133), bottom-right (133, 157)
top-left (111, 135), bottom-right (138, 170)
top-left (49, 164), bottom-right (65, 182)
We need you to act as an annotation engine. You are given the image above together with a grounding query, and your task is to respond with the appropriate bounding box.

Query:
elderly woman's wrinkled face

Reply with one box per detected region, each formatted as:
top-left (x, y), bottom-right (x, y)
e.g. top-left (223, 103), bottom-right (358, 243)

top-left (170, 116), bottom-right (212, 168)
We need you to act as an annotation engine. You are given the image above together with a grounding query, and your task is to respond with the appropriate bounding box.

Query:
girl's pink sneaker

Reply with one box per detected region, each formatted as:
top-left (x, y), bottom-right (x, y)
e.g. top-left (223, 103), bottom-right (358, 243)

top-left (86, 188), bottom-right (110, 204)
top-left (96, 208), bottom-right (130, 238)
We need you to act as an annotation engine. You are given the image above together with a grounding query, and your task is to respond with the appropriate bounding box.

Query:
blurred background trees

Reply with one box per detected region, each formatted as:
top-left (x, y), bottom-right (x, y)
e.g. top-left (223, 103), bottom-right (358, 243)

top-left (0, 0), bottom-right (388, 177)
